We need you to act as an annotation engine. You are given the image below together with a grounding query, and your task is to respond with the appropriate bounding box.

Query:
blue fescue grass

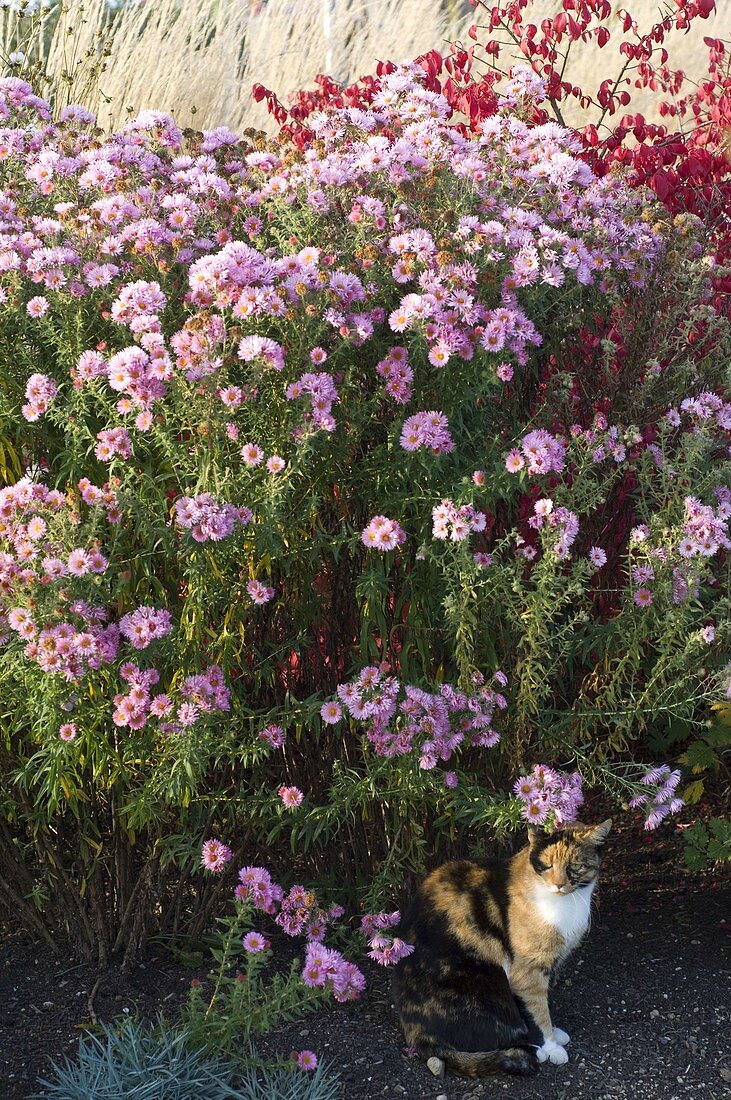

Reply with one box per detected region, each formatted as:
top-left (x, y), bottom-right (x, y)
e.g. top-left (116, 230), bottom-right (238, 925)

top-left (34, 1016), bottom-right (339, 1100)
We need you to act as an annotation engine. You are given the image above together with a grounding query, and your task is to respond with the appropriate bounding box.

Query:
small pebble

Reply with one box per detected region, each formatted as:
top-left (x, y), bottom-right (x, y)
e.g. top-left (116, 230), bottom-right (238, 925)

top-left (427, 1056), bottom-right (445, 1078)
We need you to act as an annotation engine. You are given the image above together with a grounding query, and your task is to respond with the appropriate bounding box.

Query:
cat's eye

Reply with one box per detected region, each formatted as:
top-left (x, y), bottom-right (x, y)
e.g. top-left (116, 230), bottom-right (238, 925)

top-left (536, 860), bottom-right (552, 873)
top-left (567, 864), bottom-right (587, 881)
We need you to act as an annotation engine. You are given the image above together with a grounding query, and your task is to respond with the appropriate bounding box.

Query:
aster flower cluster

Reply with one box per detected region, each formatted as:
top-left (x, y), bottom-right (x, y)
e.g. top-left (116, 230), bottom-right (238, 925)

top-left (302, 941), bottom-right (367, 1002)
top-left (546, 506), bottom-right (580, 561)
top-left (277, 884), bottom-right (332, 939)
top-left (522, 497), bottom-right (580, 561)
top-left (375, 346), bottom-right (413, 403)
top-left (666, 392), bottom-right (731, 434)
top-left (285, 372), bottom-right (338, 432)
top-left (0, 479), bottom-right (116, 671)
top-left (113, 662), bottom-right (229, 733)
top-left (200, 838), bottom-right (233, 873)
top-left (246, 578), bottom-right (275, 604)
top-left (630, 765), bottom-right (684, 830)
top-left (570, 413), bottom-right (640, 466)
top-left (78, 478), bottom-right (122, 524)
top-left (21, 372), bottom-right (57, 422)
top-left (336, 665), bottom-right (507, 762)
top-left (514, 765), bottom-right (585, 827)
top-left (505, 429), bottom-right (567, 476)
top-left (678, 494), bottom-right (731, 559)
top-left (8, 603), bottom-right (119, 681)
top-left (173, 493), bottom-right (253, 542)
top-left (360, 910), bottom-right (414, 967)
top-left (223, 862), bottom-right (365, 1001)
top-left (399, 411), bottom-right (453, 454)
top-left (95, 426), bottom-right (132, 462)
top-left (361, 515), bottom-right (406, 551)
top-left (235, 866), bottom-right (284, 914)
top-left (431, 499), bottom-right (486, 541)
top-left (618, 491), bottom-right (730, 611)
top-left (118, 606), bottom-right (172, 650)
top-left (479, 398), bottom-right (730, 579)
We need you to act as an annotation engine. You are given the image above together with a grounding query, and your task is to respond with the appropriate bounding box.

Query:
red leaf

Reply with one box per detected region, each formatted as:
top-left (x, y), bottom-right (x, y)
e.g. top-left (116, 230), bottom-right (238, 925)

top-left (653, 168), bottom-right (671, 200)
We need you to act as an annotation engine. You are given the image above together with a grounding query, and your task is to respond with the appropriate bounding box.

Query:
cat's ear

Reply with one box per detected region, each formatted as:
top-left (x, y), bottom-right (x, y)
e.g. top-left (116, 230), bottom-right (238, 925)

top-left (527, 826), bottom-right (544, 847)
top-left (581, 819), bottom-right (612, 847)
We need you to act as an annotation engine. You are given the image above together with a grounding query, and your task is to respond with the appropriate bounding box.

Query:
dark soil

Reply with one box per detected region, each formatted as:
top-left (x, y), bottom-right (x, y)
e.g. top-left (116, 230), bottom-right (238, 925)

top-left (1, 812), bottom-right (729, 1100)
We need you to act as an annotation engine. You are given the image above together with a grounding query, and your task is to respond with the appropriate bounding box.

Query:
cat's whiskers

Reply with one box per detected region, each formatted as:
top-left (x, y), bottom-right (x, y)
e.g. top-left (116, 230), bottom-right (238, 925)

top-left (569, 881), bottom-right (592, 931)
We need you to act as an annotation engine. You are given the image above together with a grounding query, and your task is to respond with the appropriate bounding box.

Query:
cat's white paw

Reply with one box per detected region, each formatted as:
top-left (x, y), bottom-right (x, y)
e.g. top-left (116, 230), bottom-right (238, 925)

top-left (536, 1039), bottom-right (569, 1066)
top-left (553, 1027), bottom-right (570, 1046)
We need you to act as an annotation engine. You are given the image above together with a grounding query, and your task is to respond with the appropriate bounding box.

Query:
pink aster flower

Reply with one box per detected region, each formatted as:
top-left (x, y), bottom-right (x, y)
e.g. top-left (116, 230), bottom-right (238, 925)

top-left (27, 296), bottom-right (50, 317)
top-left (177, 702), bottom-right (199, 727)
top-left (514, 775), bottom-right (538, 799)
top-left (633, 587), bottom-right (653, 607)
top-left (67, 548), bottom-right (90, 576)
top-left (242, 931), bottom-right (269, 953)
top-left (505, 449), bottom-right (525, 473)
top-left (320, 700), bottom-right (342, 724)
top-left (296, 1051), bottom-right (318, 1072)
top-left (59, 722), bottom-right (77, 742)
top-left (258, 723), bottom-right (286, 747)
top-left (588, 546), bottom-right (607, 568)
top-left (149, 694), bottom-right (172, 717)
top-left (524, 799), bottom-right (550, 825)
top-left (367, 935), bottom-right (415, 966)
top-left (278, 785), bottom-right (304, 809)
top-left (266, 455), bottom-right (285, 473)
top-left (200, 838), bottom-right (233, 873)
top-left (219, 386), bottom-right (243, 408)
top-left (247, 579), bottom-right (275, 604)
top-left (241, 443), bottom-right (264, 467)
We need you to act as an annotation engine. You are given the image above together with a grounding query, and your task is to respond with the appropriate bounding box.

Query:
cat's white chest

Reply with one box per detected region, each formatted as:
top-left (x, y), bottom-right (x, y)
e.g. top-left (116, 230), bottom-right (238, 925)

top-left (530, 882), bottom-right (595, 951)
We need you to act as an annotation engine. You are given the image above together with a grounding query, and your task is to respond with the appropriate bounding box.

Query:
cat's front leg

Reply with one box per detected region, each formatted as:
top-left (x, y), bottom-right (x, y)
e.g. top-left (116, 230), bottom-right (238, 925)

top-left (510, 963), bottom-right (568, 1066)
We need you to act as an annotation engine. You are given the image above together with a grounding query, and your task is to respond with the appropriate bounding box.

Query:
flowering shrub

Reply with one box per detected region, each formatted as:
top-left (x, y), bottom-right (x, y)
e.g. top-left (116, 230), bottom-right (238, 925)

top-left (0, 56), bottom-right (729, 960)
top-left (182, 860), bottom-right (364, 1061)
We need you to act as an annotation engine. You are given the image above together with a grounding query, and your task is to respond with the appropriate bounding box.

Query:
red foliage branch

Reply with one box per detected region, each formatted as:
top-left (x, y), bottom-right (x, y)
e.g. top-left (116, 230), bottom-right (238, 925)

top-left (252, 1), bottom-right (730, 310)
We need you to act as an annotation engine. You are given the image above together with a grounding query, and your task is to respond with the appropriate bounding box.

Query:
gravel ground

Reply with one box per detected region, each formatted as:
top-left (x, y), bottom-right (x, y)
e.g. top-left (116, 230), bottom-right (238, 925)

top-left (1, 812), bottom-right (729, 1099)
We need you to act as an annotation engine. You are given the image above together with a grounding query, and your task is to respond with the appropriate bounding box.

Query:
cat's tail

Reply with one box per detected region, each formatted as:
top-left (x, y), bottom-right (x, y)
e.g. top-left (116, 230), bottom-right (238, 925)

top-left (437, 1046), bottom-right (539, 1078)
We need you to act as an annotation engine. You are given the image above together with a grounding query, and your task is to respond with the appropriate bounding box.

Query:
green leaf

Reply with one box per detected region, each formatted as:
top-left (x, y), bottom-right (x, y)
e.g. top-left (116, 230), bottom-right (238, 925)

top-left (679, 740), bottom-right (716, 772)
top-left (681, 779), bottom-right (705, 806)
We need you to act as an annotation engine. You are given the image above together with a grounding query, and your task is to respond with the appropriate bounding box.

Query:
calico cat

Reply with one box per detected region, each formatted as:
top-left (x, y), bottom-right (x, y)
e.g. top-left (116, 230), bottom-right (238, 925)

top-left (392, 819), bottom-right (611, 1078)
